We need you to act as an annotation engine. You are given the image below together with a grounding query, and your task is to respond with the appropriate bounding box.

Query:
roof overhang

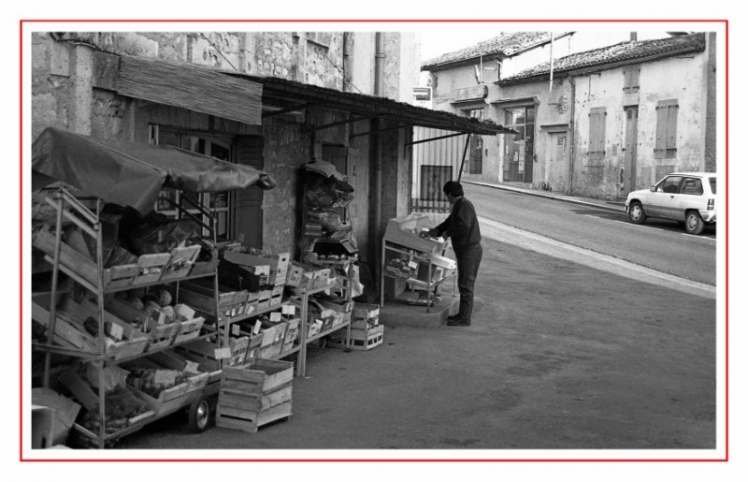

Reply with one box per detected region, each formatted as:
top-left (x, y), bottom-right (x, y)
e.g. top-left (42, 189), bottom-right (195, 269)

top-left (236, 73), bottom-right (514, 136)
top-left (115, 55), bottom-right (263, 126)
top-left (98, 53), bottom-right (514, 137)
top-left (498, 38), bottom-right (706, 87)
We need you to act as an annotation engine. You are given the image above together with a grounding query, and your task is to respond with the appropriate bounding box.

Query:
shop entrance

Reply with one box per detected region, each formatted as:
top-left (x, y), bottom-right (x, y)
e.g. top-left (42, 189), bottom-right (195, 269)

top-left (503, 105), bottom-right (535, 183)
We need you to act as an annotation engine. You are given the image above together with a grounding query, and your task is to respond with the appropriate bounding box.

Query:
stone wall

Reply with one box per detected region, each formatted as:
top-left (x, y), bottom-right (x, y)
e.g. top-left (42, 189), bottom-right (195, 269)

top-left (31, 30), bottom-right (414, 263)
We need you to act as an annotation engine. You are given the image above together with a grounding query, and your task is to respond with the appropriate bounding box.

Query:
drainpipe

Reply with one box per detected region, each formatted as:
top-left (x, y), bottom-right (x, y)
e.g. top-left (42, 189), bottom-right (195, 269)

top-left (372, 32), bottom-right (385, 292)
top-left (568, 75), bottom-right (576, 195)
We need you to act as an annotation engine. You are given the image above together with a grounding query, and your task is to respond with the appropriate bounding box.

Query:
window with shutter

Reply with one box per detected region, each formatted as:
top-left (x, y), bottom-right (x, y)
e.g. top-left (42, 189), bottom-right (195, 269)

top-left (655, 99), bottom-right (679, 159)
top-left (623, 64), bottom-right (641, 93)
top-left (588, 107), bottom-right (606, 160)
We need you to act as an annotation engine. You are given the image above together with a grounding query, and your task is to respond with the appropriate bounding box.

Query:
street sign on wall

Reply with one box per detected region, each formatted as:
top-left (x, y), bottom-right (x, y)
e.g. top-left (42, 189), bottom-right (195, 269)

top-left (414, 87), bottom-right (432, 101)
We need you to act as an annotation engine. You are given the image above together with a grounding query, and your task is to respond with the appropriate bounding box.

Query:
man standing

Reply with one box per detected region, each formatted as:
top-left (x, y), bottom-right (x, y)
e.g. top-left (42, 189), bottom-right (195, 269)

top-left (427, 181), bottom-right (483, 327)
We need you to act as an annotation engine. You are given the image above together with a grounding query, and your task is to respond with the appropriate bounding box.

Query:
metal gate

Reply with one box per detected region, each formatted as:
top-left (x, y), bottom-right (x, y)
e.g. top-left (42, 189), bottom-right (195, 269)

top-left (411, 127), bottom-right (470, 213)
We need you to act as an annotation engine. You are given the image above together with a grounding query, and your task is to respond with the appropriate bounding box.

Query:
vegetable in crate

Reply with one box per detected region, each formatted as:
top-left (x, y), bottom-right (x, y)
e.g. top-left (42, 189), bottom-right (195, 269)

top-left (119, 210), bottom-right (200, 256)
top-left (127, 368), bottom-right (187, 398)
top-left (78, 384), bottom-right (150, 435)
top-left (156, 289), bottom-right (172, 307)
top-left (83, 316), bottom-right (99, 336)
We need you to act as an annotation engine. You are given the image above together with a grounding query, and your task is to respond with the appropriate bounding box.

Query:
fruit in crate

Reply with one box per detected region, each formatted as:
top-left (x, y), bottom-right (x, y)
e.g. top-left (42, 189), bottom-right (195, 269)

top-left (157, 289), bottom-right (172, 307)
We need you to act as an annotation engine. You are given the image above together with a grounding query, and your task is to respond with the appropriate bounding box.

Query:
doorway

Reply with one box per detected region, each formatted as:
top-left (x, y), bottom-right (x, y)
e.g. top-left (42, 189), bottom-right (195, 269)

top-left (623, 106), bottom-right (639, 194)
top-left (547, 131), bottom-right (567, 190)
top-left (503, 105), bottom-right (535, 183)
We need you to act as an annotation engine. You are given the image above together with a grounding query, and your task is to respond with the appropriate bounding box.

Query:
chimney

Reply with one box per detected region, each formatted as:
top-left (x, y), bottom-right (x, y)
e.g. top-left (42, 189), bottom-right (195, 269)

top-left (630, 32), bottom-right (638, 41)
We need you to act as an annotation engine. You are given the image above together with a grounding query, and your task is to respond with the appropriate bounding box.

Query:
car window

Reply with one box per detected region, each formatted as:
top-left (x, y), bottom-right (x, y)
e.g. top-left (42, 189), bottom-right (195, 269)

top-left (709, 177), bottom-right (717, 194)
top-left (680, 178), bottom-right (703, 196)
top-left (657, 176), bottom-right (683, 193)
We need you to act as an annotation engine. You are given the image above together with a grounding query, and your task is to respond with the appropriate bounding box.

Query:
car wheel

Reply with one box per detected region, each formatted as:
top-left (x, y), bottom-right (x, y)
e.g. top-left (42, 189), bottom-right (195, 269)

top-left (685, 211), bottom-right (705, 235)
top-left (628, 201), bottom-right (647, 224)
top-left (188, 395), bottom-right (213, 433)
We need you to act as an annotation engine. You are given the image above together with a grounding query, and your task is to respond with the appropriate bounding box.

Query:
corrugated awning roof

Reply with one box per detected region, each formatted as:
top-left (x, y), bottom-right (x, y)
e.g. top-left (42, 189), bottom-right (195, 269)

top-left (231, 73), bottom-right (514, 135)
top-left (108, 54), bottom-right (513, 136)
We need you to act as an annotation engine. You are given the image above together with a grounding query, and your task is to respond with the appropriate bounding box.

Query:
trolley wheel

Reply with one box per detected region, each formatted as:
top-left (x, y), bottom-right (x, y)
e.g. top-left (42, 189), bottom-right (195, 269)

top-left (187, 395), bottom-right (213, 433)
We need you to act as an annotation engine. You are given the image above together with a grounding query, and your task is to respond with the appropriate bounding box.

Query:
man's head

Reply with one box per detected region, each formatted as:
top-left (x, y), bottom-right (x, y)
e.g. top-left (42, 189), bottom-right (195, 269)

top-left (443, 180), bottom-right (464, 205)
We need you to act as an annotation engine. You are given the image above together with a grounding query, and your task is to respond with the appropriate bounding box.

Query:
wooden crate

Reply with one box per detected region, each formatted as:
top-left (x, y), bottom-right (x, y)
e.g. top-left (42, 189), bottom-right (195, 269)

top-left (143, 322), bottom-right (181, 352)
top-left (125, 363), bottom-right (210, 416)
top-left (244, 333), bottom-right (265, 360)
top-left (104, 297), bottom-right (193, 352)
top-left (33, 229), bottom-right (198, 291)
top-left (174, 336), bottom-right (248, 370)
top-left (149, 349), bottom-right (223, 385)
top-left (179, 283), bottom-right (249, 327)
top-left (280, 318), bottom-right (300, 354)
top-left (256, 338), bottom-right (282, 359)
top-left (255, 322), bottom-right (285, 359)
top-left (159, 245), bottom-right (201, 281)
top-left (216, 359), bottom-right (294, 433)
top-left (31, 294), bottom-right (149, 361)
top-left (285, 263), bottom-right (304, 287)
top-left (172, 317), bottom-right (205, 345)
top-left (352, 302), bottom-right (380, 330)
top-left (329, 325), bottom-right (384, 351)
top-left (260, 322), bottom-right (287, 346)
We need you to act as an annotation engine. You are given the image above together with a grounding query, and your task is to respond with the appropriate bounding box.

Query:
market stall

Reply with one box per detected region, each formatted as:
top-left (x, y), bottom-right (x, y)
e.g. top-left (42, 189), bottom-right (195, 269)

top-left (30, 127), bottom-right (279, 448)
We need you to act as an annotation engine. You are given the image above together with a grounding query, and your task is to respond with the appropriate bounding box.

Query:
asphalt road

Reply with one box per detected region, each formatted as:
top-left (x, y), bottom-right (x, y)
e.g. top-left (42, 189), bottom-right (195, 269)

top-left (465, 183), bottom-right (717, 286)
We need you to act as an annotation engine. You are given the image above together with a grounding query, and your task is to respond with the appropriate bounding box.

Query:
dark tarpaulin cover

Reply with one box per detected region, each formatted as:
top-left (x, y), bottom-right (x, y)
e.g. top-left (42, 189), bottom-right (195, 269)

top-left (32, 127), bottom-right (275, 215)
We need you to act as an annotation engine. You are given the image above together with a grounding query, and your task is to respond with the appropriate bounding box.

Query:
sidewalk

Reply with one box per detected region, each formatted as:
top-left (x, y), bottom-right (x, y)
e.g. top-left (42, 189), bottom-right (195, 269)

top-left (460, 174), bottom-right (626, 213)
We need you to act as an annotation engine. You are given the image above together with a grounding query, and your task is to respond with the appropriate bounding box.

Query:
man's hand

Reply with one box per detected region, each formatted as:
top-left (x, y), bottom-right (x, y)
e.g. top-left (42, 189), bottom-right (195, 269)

top-left (419, 228), bottom-right (440, 239)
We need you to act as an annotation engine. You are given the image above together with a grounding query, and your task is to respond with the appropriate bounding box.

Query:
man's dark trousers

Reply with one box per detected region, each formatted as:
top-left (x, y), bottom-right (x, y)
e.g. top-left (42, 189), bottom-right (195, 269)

top-left (455, 243), bottom-right (482, 322)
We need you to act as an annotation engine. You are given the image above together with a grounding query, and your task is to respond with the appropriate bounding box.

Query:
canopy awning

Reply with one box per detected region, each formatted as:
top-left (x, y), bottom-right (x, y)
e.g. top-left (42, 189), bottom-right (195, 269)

top-left (98, 53), bottom-right (515, 137)
top-left (32, 127), bottom-right (276, 216)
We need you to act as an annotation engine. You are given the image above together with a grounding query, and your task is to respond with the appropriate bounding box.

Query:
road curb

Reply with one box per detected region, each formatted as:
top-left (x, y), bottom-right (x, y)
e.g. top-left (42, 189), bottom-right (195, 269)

top-left (463, 180), bottom-right (625, 213)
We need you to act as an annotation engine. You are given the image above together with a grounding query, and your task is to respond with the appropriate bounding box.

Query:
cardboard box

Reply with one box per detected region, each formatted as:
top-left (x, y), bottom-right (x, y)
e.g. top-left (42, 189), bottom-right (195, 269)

top-left (224, 251), bottom-right (290, 286)
top-left (384, 213), bottom-right (445, 254)
top-left (31, 388), bottom-right (82, 447)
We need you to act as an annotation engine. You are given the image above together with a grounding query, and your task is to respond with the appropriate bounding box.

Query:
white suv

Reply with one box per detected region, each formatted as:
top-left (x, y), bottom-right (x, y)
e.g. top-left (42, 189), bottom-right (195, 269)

top-left (624, 172), bottom-right (717, 235)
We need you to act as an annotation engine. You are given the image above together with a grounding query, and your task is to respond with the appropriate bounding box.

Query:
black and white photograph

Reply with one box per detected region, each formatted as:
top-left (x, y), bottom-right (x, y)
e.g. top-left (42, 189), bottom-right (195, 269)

top-left (6, 2), bottom-right (743, 481)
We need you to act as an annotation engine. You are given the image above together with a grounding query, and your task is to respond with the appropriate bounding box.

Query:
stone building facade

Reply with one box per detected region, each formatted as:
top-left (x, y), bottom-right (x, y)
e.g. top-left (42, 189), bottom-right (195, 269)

top-left (31, 31), bottom-right (421, 268)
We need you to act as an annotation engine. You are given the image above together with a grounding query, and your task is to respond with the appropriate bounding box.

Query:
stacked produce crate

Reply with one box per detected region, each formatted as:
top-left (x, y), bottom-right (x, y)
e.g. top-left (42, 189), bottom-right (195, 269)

top-left (329, 302), bottom-right (383, 351)
top-left (216, 359), bottom-right (294, 432)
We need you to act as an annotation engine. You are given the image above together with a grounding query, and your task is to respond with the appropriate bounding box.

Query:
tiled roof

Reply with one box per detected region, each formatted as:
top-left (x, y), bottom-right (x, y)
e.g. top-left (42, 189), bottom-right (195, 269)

top-left (421, 32), bottom-right (571, 71)
top-left (500, 32), bottom-right (706, 84)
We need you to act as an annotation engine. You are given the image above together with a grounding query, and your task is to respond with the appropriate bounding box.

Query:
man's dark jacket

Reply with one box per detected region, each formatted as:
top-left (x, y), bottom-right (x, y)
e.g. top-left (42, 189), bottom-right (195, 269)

top-left (435, 197), bottom-right (481, 252)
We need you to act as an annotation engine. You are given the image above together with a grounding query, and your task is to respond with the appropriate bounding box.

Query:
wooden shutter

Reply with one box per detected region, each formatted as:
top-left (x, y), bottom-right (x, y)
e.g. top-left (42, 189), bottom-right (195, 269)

top-left (588, 107), bottom-right (607, 160)
top-left (623, 64), bottom-right (641, 93)
top-left (655, 99), bottom-right (678, 159)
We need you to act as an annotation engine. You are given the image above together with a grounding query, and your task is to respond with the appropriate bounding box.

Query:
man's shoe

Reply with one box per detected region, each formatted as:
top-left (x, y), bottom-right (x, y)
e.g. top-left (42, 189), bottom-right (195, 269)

top-left (446, 314), bottom-right (461, 322)
top-left (446, 318), bottom-right (471, 326)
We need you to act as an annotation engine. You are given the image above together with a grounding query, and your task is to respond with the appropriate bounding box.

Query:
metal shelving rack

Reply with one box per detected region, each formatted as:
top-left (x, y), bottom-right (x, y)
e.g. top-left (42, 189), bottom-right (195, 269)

top-left (380, 239), bottom-right (456, 313)
top-left (32, 186), bottom-right (224, 449)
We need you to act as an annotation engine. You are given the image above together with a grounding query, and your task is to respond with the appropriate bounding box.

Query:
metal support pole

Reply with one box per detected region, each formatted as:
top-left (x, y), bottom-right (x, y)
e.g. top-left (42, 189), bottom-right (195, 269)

top-left (458, 133), bottom-right (471, 181)
top-left (43, 190), bottom-right (66, 389)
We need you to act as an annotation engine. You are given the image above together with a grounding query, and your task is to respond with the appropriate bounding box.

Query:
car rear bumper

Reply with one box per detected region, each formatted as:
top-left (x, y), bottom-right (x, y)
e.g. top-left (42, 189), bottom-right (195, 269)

top-left (701, 211), bottom-right (717, 223)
